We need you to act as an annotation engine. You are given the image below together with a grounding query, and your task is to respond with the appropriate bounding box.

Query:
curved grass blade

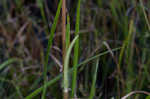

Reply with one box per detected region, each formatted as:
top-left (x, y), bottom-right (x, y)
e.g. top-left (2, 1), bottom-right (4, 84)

top-left (63, 35), bottom-right (79, 97)
top-left (0, 58), bottom-right (19, 70)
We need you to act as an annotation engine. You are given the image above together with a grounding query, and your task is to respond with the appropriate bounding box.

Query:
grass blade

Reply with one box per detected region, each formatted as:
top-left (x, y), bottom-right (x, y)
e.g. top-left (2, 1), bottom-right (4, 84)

top-left (42, 0), bottom-right (62, 98)
top-left (89, 59), bottom-right (99, 99)
top-left (66, 15), bottom-right (70, 50)
top-left (71, 0), bottom-right (81, 97)
top-left (63, 35), bottom-right (79, 98)
top-left (139, 0), bottom-right (150, 31)
top-left (37, 0), bottom-right (49, 35)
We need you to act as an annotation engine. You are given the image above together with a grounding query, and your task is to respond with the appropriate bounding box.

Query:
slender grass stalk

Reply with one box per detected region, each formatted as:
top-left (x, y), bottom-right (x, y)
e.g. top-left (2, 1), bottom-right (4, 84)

top-left (64, 16), bottom-right (70, 98)
top-left (119, 20), bottom-right (134, 96)
top-left (110, 0), bottom-right (119, 20)
top-left (126, 21), bottom-right (135, 97)
top-left (41, 0), bottom-right (62, 98)
top-left (62, 0), bottom-right (67, 63)
top-left (63, 35), bottom-right (79, 99)
top-left (71, 0), bottom-right (81, 97)
top-left (89, 59), bottom-right (99, 99)
top-left (62, 0), bottom-right (67, 98)
top-left (25, 47), bottom-right (121, 99)
top-left (119, 20), bottom-right (134, 70)
top-left (119, 20), bottom-right (133, 61)
top-left (135, 47), bottom-right (148, 99)
top-left (37, 0), bottom-right (49, 35)
top-left (66, 15), bottom-right (70, 50)
top-left (110, 0), bottom-right (128, 36)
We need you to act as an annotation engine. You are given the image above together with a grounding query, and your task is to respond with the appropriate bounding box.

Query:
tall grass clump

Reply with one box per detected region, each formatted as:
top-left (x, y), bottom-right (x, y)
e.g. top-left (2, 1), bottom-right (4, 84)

top-left (1, 0), bottom-right (150, 98)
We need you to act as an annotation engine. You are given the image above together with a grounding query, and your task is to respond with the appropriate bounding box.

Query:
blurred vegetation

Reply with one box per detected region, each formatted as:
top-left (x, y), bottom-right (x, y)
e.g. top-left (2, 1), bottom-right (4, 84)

top-left (0, 0), bottom-right (150, 99)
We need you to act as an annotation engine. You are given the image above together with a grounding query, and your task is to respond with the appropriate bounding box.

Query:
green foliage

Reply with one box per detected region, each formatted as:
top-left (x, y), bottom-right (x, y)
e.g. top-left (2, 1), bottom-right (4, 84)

top-left (0, 0), bottom-right (150, 98)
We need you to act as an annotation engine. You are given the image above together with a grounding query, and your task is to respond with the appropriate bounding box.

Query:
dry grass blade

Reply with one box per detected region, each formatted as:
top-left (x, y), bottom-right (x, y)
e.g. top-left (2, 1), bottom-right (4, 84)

top-left (121, 91), bottom-right (150, 99)
top-left (50, 54), bottom-right (63, 72)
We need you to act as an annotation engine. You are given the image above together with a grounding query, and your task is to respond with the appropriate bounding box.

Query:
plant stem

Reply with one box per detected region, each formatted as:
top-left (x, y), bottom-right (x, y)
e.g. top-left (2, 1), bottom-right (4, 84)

top-left (62, 0), bottom-right (67, 98)
top-left (62, 0), bottom-right (66, 64)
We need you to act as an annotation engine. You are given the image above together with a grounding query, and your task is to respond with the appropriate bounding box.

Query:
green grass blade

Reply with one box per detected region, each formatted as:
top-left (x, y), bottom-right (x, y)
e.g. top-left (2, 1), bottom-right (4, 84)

top-left (118, 20), bottom-right (134, 95)
top-left (42, 0), bottom-right (62, 98)
top-left (25, 47), bottom-right (120, 99)
top-left (89, 59), bottom-right (99, 99)
top-left (64, 35), bottom-right (79, 94)
top-left (119, 20), bottom-right (134, 67)
top-left (110, 0), bottom-right (118, 20)
top-left (66, 15), bottom-right (70, 50)
top-left (37, 0), bottom-right (49, 35)
top-left (71, 0), bottom-right (81, 97)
